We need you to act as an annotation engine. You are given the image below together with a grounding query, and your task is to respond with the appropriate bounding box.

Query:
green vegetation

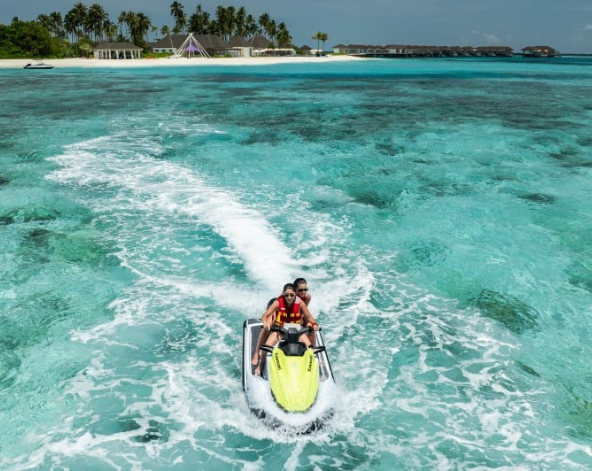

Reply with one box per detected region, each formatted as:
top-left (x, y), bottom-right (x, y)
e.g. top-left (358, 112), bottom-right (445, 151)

top-left (0, 19), bottom-right (59, 58)
top-left (312, 31), bottom-right (329, 53)
top-left (0, 2), bottom-right (302, 58)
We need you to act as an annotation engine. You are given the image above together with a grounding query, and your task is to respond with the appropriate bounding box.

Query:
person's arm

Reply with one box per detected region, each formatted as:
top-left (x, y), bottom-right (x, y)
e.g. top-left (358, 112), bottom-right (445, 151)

top-left (304, 292), bottom-right (312, 306)
top-left (300, 303), bottom-right (318, 331)
top-left (261, 300), bottom-right (279, 330)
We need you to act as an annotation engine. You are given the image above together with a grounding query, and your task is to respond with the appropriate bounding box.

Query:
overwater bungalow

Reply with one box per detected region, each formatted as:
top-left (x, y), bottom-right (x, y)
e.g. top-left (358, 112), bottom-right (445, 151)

top-left (332, 44), bottom-right (388, 55)
top-left (521, 46), bottom-right (561, 57)
top-left (332, 43), bottom-right (514, 58)
top-left (475, 46), bottom-right (513, 57)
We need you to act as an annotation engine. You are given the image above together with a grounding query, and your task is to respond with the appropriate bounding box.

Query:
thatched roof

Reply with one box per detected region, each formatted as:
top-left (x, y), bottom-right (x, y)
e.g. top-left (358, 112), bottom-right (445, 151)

top-left (193, 35), bottom-right (227, 49)
top-left (522, 46), bottom-right (557, 53)
top-left (250, 35), bottom-right (272, 48)
top-left (228, 35), bottom-right (251, 47)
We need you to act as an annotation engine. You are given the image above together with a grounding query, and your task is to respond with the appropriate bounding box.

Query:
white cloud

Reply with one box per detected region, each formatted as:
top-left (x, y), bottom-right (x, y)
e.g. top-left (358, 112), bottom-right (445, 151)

top-left (483, 33), bottom-right (500, 44)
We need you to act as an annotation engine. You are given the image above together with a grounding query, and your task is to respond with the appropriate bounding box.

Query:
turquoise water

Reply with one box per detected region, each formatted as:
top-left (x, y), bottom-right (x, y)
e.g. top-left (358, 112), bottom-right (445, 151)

top-left (1, 57), bottom-right (592, 469)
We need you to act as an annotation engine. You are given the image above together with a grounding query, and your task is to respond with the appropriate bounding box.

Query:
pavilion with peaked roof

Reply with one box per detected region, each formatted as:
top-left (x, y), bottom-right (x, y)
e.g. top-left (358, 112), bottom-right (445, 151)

top-left (176, 33), bottom-right (210, 58)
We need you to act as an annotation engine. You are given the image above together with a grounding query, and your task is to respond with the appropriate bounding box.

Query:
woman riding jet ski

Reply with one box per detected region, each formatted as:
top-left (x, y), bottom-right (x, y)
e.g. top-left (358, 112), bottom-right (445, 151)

top-left (242, 284), bottom-right (336, 432)
top-left (253, 283), bottom-right (317, 375)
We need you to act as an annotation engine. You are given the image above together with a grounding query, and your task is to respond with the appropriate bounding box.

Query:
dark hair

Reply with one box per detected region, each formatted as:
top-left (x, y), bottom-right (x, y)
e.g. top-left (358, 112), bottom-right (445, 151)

top-left (282, 283), bottom-right (295, 293)
top-left (293, 278), bottom-right (307, 288)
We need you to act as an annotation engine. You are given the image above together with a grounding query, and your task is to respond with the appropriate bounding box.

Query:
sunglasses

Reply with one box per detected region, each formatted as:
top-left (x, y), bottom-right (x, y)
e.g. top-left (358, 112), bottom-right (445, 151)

top-left (297, 288), bottom-right (308, 292)
top-left (284, 293), bottom-right (296, 298)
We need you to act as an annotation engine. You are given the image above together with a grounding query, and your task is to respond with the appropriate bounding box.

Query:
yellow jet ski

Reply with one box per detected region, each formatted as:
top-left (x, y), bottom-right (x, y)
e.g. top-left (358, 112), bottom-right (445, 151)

top-left (242, 319), bottom-right (336, 432)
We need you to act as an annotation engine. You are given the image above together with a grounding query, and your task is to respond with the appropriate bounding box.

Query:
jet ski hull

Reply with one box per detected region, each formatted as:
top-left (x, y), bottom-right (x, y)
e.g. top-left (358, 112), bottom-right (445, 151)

top-left (242, 318), bottom-right (336, 432)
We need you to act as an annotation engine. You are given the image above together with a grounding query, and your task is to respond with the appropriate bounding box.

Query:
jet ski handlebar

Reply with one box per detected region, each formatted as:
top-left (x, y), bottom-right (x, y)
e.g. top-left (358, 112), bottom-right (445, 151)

top-left (260, 323), bottom-right (326, 355)
top-left (270, 324), bottom-right (320, 335)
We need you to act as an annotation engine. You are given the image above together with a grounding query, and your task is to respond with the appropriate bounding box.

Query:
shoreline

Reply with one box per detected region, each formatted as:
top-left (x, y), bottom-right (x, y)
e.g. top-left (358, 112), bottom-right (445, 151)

top-left (0, 55), bottom-right (363, 69)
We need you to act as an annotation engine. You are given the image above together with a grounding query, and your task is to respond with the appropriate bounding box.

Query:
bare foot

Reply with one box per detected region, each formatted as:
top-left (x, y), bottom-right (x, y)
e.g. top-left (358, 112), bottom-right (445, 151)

top-left (251, 353), bottom-right (259, 366)
top-left (254, 366), bottom-right (261, 376)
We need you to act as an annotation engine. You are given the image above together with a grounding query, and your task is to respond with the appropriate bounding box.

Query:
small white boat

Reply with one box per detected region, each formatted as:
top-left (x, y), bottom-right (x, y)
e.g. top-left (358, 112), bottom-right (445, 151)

top-left (24, 62), bottom-right (54, 69)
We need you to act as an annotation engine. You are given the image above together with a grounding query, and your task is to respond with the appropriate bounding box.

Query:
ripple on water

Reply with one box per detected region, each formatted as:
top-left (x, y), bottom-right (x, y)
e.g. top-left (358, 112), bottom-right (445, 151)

top-left (517, 192), bottom-right (556, 204)
top-left (469, 288), bottom-right (538, 334)
top-left (0, 342), bottom-right (21, 390)
top-left (567, 261), bottom-right (592, 293)
top-left (394, 239), bottom-right (451, 272)
top-left (0, 207), bottom-right (60, 226)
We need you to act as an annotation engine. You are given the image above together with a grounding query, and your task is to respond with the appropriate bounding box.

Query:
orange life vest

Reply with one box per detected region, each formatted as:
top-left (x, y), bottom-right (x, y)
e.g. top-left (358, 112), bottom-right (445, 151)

top-left (275, 295), bottom-right (302, 326)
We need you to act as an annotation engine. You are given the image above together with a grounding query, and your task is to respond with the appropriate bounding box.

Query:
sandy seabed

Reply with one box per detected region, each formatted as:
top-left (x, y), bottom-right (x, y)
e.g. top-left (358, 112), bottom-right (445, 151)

top-left (0, 55), bottom-right (363, 69)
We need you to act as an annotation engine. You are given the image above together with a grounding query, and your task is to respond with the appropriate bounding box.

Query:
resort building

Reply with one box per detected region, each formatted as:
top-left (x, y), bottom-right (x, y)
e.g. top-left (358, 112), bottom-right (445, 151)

top-left (333, 43), bottom-right (514, 57)
top-left (93, 41), bottom-right (143, 59)
top-left (148, 34), bottom-right (285, 58)
top-left (300, 45), bottom-right (313, 55)
top-left (521, 46), bottom-right (561, 57)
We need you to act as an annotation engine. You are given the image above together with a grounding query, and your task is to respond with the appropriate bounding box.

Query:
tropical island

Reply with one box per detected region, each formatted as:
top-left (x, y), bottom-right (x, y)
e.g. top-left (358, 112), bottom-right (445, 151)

top-left (0, 1), bottom-right (330, 59)
top-left (0, 1), bottom-right (561, 63)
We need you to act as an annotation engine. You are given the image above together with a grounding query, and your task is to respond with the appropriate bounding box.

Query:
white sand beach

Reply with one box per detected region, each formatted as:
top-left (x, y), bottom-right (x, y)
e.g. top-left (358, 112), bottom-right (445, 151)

top-left (0, 55), bottom-right (363, 69)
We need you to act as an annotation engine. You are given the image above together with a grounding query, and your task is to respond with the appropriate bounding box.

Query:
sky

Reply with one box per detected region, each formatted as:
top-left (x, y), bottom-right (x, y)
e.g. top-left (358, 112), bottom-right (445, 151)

top-left (2, 0), bottom-right (592, 53)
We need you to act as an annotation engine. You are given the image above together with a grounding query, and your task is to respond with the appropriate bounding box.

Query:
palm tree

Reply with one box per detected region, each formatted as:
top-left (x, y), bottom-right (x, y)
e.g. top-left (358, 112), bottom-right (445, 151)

top-left (170, 2), bottom-right (186, 34)
top-left (266, 20), bottom-right (278, 44)
top-left (64, 10), bottom-right (78, 42)
top-left (128, 12), bottom-right (151, 46)
top-left (49, 11), bottom-right (64, 38)
top-left (214, 5), bottom-right (235, 41)
top-left (276, 23), bottom-right (292, 48)
top-left (125, 12), bottom-right (137, 43)
top-left (225, 6), bottom-right (236, 39)
top-left (244, 14), bottom-right (259, 40)
top-left (258, 13), bottom-right (270, 37)
top-left (320, 32), bottom-right (329, 52)
top-left (87, 4), bottom-right (108, 41)
top-left (106, 23), bottom-right (118, 41)
top-left (103, 18), bottom-right (112, 41)
top-left (160, 25), bottom-right (174, 50)
top-left (65, 2), bottom-right (88, 43)
top-left (123, 11), bottom-right (136, 40)
top-left (37, 14), bottom-right (51, 32)
top-left (118, 11), bottom-right (128, 38)
top-left (312, 31), bottom-right (328, 54)
top-left (138, 13), bottom-right (152, 45)
top-left (76, 2), bottom-right (90, 38)
top-left (234, 6), bottom-right (247, 37)
top-left (188, 4), bottom-right (210, 34)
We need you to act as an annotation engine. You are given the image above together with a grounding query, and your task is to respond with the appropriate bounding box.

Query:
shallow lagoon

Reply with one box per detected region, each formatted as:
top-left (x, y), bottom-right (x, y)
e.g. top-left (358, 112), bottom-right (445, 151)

top-left (1, 57), bottom-right (592, 469)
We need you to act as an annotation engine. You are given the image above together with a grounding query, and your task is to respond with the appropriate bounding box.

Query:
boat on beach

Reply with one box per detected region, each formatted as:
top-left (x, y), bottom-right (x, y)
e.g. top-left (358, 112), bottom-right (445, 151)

top-left (24, 62), bottom-right (54, 69)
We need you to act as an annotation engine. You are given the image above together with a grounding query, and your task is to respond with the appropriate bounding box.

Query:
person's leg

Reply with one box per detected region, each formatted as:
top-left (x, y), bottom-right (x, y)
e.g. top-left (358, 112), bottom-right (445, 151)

top-left (308, 331), bottom-right (317, 347)
top-left (256, 331), bottom-right (279, 376)
top-left (251, 327), bottom-right (268, 365)
top-left (300, 333), bottom-right (311, 347)
top-left (252, 298), bottom-right (277, 365)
